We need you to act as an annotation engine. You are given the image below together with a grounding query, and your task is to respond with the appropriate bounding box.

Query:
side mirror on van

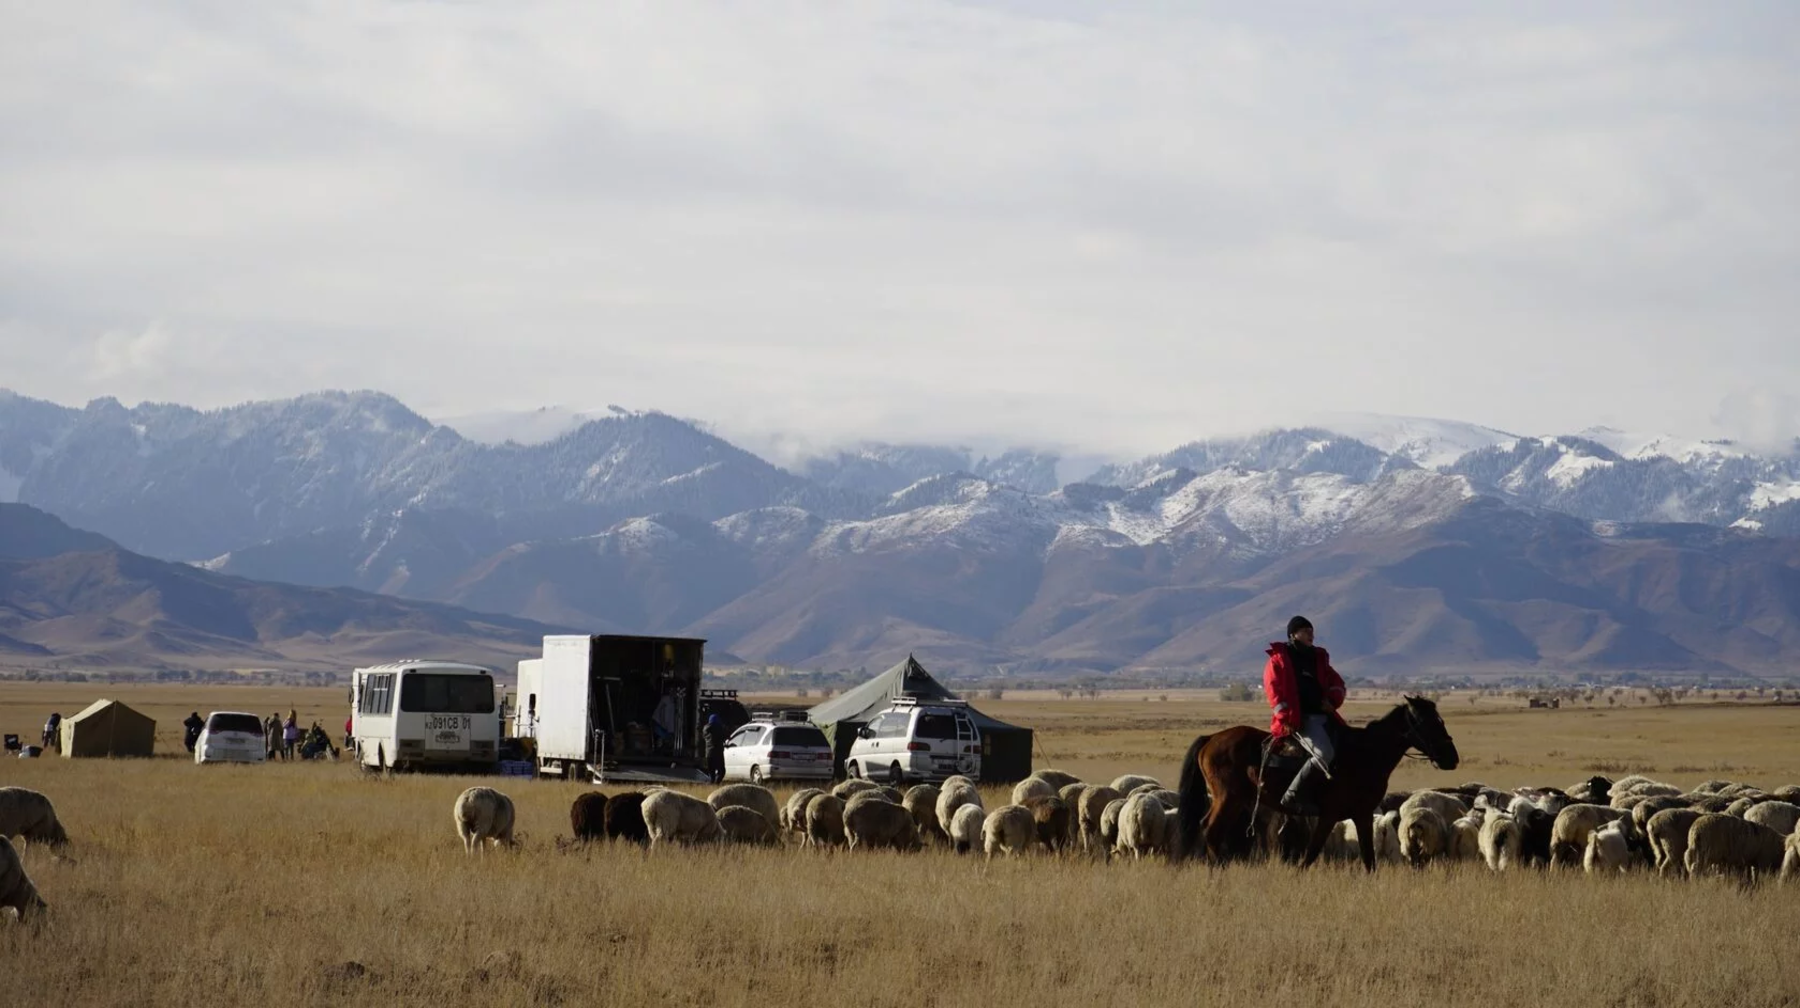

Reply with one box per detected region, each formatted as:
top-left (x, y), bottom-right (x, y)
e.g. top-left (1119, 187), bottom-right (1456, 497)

top-left (857, 726), bottom-right (872, 739)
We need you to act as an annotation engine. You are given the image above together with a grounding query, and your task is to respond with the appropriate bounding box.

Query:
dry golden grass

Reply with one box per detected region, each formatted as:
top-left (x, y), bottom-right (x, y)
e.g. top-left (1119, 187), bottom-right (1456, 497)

top-left (3, 684), bottom-right (1799, 1006)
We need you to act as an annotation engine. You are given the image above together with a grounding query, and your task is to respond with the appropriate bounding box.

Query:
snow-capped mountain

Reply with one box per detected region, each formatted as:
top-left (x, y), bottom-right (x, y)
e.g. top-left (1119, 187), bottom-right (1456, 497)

top-left (8, 387), bottom-right (1800, 676)
top-left (1308, 412), bottom-right (1520, 470)
top-left (0, 390), bottom-right (868, 559)
top-left (434, 405), bottom-right (620, 446)
top-left (798, 443), bottom-right (1062, 496)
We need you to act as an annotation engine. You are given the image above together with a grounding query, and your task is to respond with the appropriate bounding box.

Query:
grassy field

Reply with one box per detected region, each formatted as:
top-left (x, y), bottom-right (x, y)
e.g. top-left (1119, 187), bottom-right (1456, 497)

top-left (3, 683), bottom-right (1798, 1006)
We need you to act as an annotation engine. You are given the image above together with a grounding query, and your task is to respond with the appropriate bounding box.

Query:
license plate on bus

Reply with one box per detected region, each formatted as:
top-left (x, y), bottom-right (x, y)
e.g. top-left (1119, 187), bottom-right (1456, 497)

top-left (424, 714), bottom-right (472, 750)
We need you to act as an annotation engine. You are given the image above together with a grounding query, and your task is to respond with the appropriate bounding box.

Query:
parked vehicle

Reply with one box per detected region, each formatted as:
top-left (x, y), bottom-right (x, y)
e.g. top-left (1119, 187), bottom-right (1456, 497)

top-left (350, 660), bottom-right (499, 773)
top-left (843, 696), bottom-right (981, 785)
top-left (194, 711), bottom-right (267, 765)
top-left (723, 716), bottom-right (834, 783)
top-left (514, 634), bottom-right (710, 784)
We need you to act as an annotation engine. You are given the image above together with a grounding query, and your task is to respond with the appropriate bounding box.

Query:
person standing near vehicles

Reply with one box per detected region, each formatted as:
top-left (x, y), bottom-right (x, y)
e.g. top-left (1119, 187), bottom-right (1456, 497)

top-left (702, 714), bottom-right (728, 784)
top-left (265, 713), bottom-right (283, 760)
top-left (42, 712), bottom-right (61, 753)
top-left (283, 712), bottom-right (300, 760)
top-left (182, 712), bottom-right (205, 753)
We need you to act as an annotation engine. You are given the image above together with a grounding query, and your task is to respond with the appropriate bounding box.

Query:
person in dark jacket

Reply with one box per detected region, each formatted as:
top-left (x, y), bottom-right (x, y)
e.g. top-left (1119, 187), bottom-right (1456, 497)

top-left (1263, 615), bottom-right (1347, 816)
top-left (702, 714), bottom-right (728, 784)
top-left (182, 712), bottom-right (206, 753)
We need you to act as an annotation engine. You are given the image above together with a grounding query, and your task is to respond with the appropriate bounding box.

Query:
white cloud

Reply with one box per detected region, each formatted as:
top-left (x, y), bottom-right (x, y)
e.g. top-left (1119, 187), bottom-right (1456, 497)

top-left (0, 1), bottom-right (1795, 455)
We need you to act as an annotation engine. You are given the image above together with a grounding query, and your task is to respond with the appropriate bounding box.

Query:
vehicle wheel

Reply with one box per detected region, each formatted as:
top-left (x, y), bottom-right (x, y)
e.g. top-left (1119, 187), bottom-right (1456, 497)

top-left (889, 763), bottom-right (904, 787)
top-left (749, 765), bottom-right (763, 784)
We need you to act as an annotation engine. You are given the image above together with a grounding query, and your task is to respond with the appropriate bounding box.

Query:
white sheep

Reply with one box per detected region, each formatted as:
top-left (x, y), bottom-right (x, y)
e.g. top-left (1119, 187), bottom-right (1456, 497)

top-left (935, 781), bottom-right (982, 838)
top-left (846, 798), bottom-right (921, 852)
top-left (642, 790), bottom-right (722, 848)
top-left (1448, 815), bottom-right (1482, 862)
top-left (1479, 813), bottom-right (1522, 871)
top-left (1782, 831), bottom-right (1800, 881)
top-left (716, 805), bottom-right (778, 846)
top-left (1685, 813), bottom-right (1785, 879)
top-left (1058, 783), bottom-right (1090, 847)
top-left (1011, 776), bottom-right (1057, 805)
top-left (1109, 775), bottom-right (1161, 796)
top-left (1077, 786), bottom-right (1122, 853)
top-left (1399, 806), bottom-right (1447, 867)
top-left (1373, 811), bottom-right (1403, 864)
top-left (843, 789), bottom-right (899, 819)
top-left (1646, 808), bottom-right (1705, 877)
top-left (0, 788), bottom-right (69, 848)
top-left (1725, 797), bottom-right (1758, 818)
top-left (903, 784), bottom-right (945, 842)
top-left (982, 804), bottom-right (1038, 859)
top-left (782, 788), bottom-right (827, 839)
top-left (1115, 793), bottom-right (1169, 861)
top-left (1398, 790), bottom-right (1470, 826)
top-left (1549, 804), bottom-right (1626, 869)
top-left (832, 779), bottom-right (880, 800)
top-left (1032, 769), bottom-right (1082, 791)
top-left (1743, 800), bottom-right (1800, 837)
top-left (1144, 789), bottom-right (1181, 811)
top-left (941, 775), bottom-right (977, 792)
top-left (949, 804), bottom-right (986, 854)
top-left (1584, 819), bottom-right (1632, 874)
top-left (1099, 798), bottom-right (1129, 854)
top-left (806, 794), bottom-right (847, 847)
top-left (452, 787), bottom-right (517, 854)
top-left (0, 836), bottom-right (48, 920)
top-left (707, 783), bottom-right (781, 833)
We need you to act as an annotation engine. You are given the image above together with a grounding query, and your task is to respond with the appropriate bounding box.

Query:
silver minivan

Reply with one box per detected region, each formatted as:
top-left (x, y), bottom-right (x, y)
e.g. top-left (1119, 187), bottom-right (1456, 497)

top-left (722, 719), bottom-right (835, 783)
top-left (195, 711), bottom-right (267, 765)
top-left (844, 698), bottom-right (981, 785)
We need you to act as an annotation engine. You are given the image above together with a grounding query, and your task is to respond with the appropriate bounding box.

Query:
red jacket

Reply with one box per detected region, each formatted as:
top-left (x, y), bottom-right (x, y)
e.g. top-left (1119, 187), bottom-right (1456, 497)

top-left (1264, 642), bottom-right (1347, 737)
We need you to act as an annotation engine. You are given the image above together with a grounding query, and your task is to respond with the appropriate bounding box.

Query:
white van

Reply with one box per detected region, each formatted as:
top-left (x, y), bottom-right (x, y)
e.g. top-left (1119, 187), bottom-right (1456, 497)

top-left (195, 711), bottom-right (267, 765)
top-left (843, 697), bottom-right (981, 785)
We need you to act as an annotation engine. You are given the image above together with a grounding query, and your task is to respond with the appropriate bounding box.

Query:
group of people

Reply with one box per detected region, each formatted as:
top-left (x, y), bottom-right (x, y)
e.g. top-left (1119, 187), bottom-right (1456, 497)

top-left (262, 711), bottom-right (338, 760)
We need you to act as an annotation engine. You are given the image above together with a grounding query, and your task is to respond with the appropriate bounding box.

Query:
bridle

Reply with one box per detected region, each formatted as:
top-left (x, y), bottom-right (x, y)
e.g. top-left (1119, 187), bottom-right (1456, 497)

top-left (1397, 705), bottom-right (1445, 765)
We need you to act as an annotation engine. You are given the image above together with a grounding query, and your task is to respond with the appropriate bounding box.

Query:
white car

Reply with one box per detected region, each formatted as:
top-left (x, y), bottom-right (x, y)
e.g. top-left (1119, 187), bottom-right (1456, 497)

top-left (723, 719), bottom-right (835, 783)
top-left (843, 697), bottom-right (981, 786)
top-left (194, 711), bottom-right (267, 765)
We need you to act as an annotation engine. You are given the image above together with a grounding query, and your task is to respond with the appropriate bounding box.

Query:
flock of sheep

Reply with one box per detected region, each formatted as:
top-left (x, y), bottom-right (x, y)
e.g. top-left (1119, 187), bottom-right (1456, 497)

top-left (450, 769), bottom-right (1184, 861)
top-left (1365, 773), bottom-right (1800, 880)
top-left (6, 763), bottom-right (1798, 925)
top-left (452, 768), bottom-right (1800, 885)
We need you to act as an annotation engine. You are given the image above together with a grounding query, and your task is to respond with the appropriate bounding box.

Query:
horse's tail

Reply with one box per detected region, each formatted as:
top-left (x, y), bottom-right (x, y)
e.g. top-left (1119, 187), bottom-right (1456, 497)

top-left (1176, 732), bottom-right (1212, 862)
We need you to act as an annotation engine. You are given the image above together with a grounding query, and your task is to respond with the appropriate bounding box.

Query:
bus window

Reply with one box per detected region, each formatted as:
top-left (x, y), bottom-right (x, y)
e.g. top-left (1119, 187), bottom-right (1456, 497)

top-left (399, 673), bottom-right (496, 714)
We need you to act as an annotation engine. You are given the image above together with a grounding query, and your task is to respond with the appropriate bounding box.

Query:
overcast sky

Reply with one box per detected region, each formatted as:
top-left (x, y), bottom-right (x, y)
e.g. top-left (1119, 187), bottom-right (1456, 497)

top-left (1, 1), bottom-right (1796, 456)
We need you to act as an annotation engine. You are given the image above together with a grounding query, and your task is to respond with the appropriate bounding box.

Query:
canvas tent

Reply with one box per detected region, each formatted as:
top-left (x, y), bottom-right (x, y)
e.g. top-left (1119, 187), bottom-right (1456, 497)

top-left (806, 656), bottom-right (1034, 783)
top-left (60, 698), bottom-right (156, 758)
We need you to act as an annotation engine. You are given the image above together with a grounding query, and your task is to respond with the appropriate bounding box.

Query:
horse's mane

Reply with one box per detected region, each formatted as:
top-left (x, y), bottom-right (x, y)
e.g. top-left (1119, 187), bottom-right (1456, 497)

top-left (1353, 700), bottom-right (1414, 735)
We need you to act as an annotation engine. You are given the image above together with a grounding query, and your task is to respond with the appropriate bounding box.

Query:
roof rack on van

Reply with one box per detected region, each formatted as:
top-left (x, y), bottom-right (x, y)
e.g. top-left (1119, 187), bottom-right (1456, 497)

top-left (891, 695), bottom-right (968, 708)
top-left (700, 688), bottom-right (740, 699)
top-left (749, 710), bottom-right (811, 723)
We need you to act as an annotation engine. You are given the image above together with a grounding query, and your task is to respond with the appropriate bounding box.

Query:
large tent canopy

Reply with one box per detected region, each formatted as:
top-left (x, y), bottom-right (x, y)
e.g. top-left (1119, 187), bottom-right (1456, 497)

top-left (61, 698), bottom-right (156, 758)
top-left (806, 656), bottom-right (1033, 783)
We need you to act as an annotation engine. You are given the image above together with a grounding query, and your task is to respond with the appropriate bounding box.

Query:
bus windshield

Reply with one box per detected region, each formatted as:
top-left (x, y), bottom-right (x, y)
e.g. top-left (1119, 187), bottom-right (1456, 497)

top-left (399, 673), bottom-right (496, 714)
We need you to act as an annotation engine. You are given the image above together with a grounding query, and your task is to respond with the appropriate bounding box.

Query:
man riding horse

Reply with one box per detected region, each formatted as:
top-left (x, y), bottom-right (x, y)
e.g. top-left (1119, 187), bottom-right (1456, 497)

top-left (1177, 617), bottom-right (1460, 869)
top-left (1265, 615), bottom-right (1344, 817)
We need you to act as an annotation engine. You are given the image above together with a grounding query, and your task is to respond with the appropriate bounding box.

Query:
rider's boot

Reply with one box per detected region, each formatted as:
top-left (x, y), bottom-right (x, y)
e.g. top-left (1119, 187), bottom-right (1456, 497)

top-left (1280, 761), bottom-right (1322, 817)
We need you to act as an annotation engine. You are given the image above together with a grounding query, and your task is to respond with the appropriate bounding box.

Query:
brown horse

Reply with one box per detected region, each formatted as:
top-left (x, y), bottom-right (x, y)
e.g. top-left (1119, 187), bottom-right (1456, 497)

top-left (1175, 695), bottom-right (1459, 870)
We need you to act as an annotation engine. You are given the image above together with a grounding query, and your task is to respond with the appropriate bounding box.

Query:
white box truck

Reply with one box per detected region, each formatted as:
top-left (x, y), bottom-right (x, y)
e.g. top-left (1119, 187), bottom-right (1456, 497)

top-left (513, 634), bottom-right (710, 784)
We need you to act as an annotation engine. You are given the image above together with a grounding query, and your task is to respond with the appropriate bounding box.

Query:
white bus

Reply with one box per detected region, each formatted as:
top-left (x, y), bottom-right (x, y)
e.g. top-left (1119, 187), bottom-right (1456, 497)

top-left (349, 660), bottom-right (500, 773)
